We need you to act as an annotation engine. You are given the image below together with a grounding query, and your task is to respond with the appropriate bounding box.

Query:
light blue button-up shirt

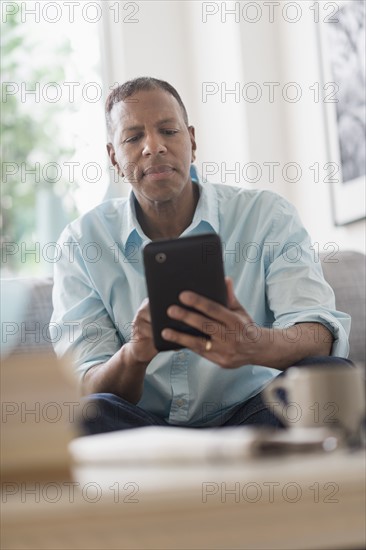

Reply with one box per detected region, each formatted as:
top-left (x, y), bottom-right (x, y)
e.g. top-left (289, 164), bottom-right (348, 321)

top-left (51, 168), bottom-right (350, 426)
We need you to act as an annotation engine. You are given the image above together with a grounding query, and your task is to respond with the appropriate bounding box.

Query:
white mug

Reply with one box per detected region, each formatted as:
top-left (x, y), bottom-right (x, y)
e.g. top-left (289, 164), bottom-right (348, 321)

top-left (262, 365), bottom-right (365, 438)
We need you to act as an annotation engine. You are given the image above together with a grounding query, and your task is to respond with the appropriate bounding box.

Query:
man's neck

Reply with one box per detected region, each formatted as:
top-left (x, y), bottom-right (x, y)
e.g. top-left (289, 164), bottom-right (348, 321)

top-left (136, 183), bottom-right (200, 240)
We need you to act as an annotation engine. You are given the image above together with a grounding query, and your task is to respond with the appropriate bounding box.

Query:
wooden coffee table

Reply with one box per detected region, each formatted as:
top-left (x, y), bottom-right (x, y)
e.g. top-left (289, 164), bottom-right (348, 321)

top-left (2, 448), bottom-right (365, 549)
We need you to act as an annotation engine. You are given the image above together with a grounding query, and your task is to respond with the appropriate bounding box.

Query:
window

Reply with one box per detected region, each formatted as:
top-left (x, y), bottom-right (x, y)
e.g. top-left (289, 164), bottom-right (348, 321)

top-left (1, 1), bottom-right (109, 276)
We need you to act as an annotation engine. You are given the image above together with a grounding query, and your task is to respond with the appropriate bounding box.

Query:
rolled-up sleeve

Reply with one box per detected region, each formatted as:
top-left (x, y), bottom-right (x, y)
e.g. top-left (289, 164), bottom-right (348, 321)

top-left (50, 228), bottom-right (123, 380)
top-left (265, 198), bottom-right (351, 357)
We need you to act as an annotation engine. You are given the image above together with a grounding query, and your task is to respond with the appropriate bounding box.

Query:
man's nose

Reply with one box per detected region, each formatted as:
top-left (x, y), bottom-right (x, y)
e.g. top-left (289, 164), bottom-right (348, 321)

top-left (142, 133), bottom-right (167, 156)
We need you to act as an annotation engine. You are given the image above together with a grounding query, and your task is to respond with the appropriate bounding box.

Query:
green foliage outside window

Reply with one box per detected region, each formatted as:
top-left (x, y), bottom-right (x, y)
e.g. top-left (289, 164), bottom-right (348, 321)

top-left (1, 4), bottom-right (78, 274)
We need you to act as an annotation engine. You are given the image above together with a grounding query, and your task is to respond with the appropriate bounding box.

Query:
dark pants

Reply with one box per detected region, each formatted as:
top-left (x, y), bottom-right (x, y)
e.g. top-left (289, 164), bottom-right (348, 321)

top-left (80, 356), bottom-right (354, 435)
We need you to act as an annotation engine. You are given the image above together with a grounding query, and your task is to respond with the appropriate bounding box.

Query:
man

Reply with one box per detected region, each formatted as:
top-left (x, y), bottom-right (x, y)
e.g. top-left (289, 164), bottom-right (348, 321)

top-left (51, 77), bottom-right (351, 434)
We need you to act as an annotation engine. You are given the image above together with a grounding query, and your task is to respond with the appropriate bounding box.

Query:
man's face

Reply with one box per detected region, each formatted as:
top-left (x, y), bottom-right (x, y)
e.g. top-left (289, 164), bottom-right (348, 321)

top-left (107, 89), bottom-right (197, 207)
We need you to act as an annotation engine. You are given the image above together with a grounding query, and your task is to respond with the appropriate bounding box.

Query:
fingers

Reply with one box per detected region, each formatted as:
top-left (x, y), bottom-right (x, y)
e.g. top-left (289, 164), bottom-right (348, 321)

top-left (163, 286), bottom-right (256, 367)
top-left (130, 300), bottom-right (158, 362)
top-left (164, 302), bottom-right (221, 355)
top-left (225, 276), bottom-right (241, 309)
top-left (161, 328), bottom-right (213, 357)
top-left (160, 326), bottom-right (240, 369)
top-left (167, 304), bottom-right (224, 336)
top-left (136, 297), bottom-right (152, 323)
top-left (164, 287), bottom-right (251, 351)
top-left (178, 292), bottom-right (230, 325)
top-left (178, 286), bottom-right (247, 323)
top-left (131, 298), bottom-right (154, 342)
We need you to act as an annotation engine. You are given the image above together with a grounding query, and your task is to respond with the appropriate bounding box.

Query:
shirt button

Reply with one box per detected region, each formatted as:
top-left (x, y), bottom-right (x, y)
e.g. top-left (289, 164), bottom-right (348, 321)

top-left (176, 399), bottom-right (185, 407)
top-left (177, 352), bottom-right (186, 360)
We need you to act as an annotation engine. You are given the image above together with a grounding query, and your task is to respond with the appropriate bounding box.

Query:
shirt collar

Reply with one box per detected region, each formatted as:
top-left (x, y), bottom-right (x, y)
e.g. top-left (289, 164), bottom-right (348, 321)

top-left (120, 192), bottom-right (143, 248)
top-left (185, 165), bottom-right (220, 236)
top-left (121, 164), bottom-right (220, 248)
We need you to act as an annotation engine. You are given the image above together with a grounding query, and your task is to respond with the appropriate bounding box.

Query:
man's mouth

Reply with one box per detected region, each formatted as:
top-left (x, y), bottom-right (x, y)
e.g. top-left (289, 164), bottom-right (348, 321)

top-left (143, 165), bottom-right (175, 177)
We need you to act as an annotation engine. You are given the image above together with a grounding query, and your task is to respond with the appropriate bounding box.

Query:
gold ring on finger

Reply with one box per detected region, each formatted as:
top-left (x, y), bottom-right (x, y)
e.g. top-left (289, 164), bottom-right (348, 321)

top-left (205, 339), bottom-right (212, 352)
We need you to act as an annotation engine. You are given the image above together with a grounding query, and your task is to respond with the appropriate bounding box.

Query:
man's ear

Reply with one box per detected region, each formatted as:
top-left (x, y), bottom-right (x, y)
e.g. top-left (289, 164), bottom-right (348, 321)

top-left (107, 143), bottom-right (122, 177)
top-left (188, 126), bottom-right (197, 163)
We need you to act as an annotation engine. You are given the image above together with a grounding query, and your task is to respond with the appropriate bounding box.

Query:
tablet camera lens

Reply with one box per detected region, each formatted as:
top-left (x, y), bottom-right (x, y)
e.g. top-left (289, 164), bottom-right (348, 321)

top-left (155, 252), bottom-right (166, 263)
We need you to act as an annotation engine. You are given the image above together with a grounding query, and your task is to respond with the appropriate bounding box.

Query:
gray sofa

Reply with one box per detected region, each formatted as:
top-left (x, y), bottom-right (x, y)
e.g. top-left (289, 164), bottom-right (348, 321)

top-left (9, 251), bottom-right (366, 365)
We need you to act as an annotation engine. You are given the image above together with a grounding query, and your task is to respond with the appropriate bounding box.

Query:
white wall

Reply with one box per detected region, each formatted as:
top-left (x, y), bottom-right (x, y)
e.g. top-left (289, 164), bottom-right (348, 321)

top-left (264, 3), bottom-right (366, 254)
top-left (100, 0), bottom-right (365, 253)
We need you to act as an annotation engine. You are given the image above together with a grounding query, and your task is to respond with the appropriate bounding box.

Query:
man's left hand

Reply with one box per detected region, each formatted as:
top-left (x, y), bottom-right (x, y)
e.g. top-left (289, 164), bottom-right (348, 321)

top-left (162, 277), bottom-right (261, 368)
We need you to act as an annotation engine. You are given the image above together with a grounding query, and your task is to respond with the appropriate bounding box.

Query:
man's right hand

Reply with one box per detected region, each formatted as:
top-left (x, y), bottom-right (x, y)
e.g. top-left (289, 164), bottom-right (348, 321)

top-left (82, 298), bottom-right (158, 403)
top-left (123, 297), bottom-right (159, 365)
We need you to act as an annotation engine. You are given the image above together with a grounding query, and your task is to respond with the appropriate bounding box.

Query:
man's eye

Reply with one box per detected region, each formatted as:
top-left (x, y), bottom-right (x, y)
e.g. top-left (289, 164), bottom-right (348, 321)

top-left (161, 129), bottom-right (178, 136)
top-left (125, 135), bottom-right (140, 143)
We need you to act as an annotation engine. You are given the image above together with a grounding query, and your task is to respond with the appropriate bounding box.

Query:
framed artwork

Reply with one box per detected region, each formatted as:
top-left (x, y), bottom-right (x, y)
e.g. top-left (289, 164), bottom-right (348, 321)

top-left (318, 0), bottom-right (365, 225)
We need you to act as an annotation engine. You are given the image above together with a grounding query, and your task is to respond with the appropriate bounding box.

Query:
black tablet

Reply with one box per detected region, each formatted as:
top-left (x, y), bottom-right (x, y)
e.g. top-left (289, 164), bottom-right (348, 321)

top-left (143, 233), bottom-right (227, 351)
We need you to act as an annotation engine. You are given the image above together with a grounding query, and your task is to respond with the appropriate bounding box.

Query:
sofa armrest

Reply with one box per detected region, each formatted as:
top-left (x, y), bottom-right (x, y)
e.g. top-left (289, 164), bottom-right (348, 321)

top-left (10, 277), bottom-right (55, 356)
top-left (320, 251), bottom-right (366, 364)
